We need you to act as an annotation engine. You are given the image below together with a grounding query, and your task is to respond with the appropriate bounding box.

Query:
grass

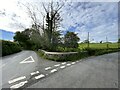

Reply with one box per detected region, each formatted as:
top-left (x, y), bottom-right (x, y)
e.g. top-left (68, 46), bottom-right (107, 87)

top-left (36, 50), bottom-right (88, 62)
top-left (79, 43), bottom-right (119, 56)
top-left (79, 43), bottom-right (119, 50)
top-left (36, 43), bottom-right (119, 62)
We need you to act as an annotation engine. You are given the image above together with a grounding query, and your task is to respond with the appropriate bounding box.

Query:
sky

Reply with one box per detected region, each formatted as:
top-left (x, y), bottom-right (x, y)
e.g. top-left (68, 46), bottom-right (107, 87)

top-left (0, 29), bottom-right (14, 41)
top-left (0, 0), bottom-right (119, 42)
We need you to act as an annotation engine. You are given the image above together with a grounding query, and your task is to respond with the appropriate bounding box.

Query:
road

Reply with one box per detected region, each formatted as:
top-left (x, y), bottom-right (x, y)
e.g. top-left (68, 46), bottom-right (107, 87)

top-left (0, 51), bottom-right (119, 89)
top-left (0, 50), bottom-right (60, 89)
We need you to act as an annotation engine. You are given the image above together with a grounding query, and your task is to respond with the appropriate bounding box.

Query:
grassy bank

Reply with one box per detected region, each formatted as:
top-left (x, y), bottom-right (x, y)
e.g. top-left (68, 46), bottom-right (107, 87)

top-left (79, 43), bottom-right (119, 50)
top-left (36, 50), bottom-right (88, 62)
top-left (79, 43), bottom-right (119, 56)
top-left (36, 43), bottom-right (119, 62)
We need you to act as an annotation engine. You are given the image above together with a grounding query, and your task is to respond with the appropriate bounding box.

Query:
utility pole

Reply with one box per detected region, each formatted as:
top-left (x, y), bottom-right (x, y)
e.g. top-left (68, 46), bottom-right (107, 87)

top-left (87, 32), bottom-right (89, 48)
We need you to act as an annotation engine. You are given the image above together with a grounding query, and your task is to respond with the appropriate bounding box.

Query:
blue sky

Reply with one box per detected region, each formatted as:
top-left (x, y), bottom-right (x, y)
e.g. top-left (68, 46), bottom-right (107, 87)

top-left (60, 2), bottom-right (118, 43)
top-left (0, 29), bottom-right (14, 41)
top-left (0, 1), bottom-right (119, 42)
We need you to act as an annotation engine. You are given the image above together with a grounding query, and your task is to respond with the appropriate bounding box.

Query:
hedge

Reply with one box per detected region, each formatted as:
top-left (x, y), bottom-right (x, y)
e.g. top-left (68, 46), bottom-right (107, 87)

top-left (2, 40), bottom-right (22, 56)
top-left (84, 48), bottom-right (120, 56)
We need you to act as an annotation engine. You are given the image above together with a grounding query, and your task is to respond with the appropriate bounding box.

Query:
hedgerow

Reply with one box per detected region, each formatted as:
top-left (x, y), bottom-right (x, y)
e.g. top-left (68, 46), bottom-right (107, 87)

top-left (2, 40), bottom-right (22, 56)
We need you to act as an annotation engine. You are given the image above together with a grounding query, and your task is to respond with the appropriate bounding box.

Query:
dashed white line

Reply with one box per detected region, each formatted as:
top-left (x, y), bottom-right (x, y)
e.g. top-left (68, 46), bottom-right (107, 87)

top-left (45, 67), bottom-right (51, 70)
top-left (67, 64), bottom-right (71, 66)
top-left (54, 64), bottom-right (60, 67)
top-left (71, 62), bottom-right (76, 64)
top-left (60, 66), bottom-right (66, 69)
top-left (8, 76), bottom-right (26, 84)
top-left (50, 69), bottom-right (57, 73)
top-left (61, 62), bottom-right (66, 65)
top-left (10, 81), bottom-right (28, 88)
top-left (35, 74), bottom-right (45, 79)
top-left (31, 71), bottom-right (39, 76)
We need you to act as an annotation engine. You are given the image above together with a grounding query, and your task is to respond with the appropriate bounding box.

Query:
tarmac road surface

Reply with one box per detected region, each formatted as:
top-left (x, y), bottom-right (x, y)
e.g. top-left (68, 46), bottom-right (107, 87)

top-left (0, 50), bottom-right (60, 89)
top-left (0, 51), bottom-right (119, 89)
top-left (28, 52), bottom-right (119, 88)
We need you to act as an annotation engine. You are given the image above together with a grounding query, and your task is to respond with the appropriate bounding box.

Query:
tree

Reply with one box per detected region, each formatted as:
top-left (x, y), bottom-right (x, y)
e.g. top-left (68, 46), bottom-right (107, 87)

top-left (64, 31), bottom-right (80, 48)
top-left (118, 38), bottom-right (120, 43)
top-left (43, 2), bottom-right (64, 50)
top-left (14, 29), bottom-right (33, 49)
top-left (100, 41), bottom-right (102, 43)
top-left (20, 1), bottom-right (64, 51)
top-left (83, 40), bottom-right (89, 43)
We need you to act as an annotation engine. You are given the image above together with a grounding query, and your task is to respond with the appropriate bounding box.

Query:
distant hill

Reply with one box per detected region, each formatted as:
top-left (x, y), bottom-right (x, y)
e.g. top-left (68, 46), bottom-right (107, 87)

top-left (0, 29), bottom-right (15, 41)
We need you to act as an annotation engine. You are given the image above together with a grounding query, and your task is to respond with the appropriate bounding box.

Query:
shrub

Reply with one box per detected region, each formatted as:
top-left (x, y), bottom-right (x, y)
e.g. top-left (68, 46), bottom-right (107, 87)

top-left (55, 46), bottom-right (81, 52)
top-left (84, 48), bottom-right (96, 55)
top-left (2, 40), bottom-right (22, 56)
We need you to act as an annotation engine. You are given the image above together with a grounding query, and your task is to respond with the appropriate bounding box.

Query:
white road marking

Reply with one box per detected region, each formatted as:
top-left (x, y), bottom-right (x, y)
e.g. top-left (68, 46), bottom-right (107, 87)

top-left (20, 56), bottom-right (35, 64)
top-left (67, 64), bottom-right (71, 66)
top-left (60, 66), bottom-right (65, 69)
top-left (35, 74), bottom-right (45, 79)
top-left (46, 74), bottom-right (48, 76)
top-left (71, 62), bottom-right (76, 64)
top-left (54, 64), bottom-right (60, 67)
top-left (8, 76), bottom-right (26, 84)
top-left (0, 64), bottom-right (5, 69)
top-left (45, 67), bottom-right (51, 70)
top-left (61, 62), bottom-right (66, 65)
top-left (50, 69), bottom-right (57, 73)
top-left (31, 71), bottom-right (39, 76)
top-left (10, 81), bottom-right (28, 88)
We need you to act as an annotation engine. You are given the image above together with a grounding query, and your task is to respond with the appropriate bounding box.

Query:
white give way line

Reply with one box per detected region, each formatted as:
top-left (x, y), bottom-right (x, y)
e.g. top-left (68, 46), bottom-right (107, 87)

top-left (10, 81), bottom-right (28, 88)
top-left (8, 76), bottom-right (26, 84)
top-left (20, 56), bottom-right (35, 64)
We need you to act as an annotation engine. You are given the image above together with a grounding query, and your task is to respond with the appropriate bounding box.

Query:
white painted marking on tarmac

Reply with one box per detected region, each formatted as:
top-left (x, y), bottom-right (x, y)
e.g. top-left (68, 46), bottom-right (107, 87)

top-left (35, 74), bottom-right (45, 79)
top-left (54, 64), bottom-right (60, 67)
top-left (60, 66), bottom-right (65, 69)
top-left (10, 81), bottom-right (28, 88)
top-left (20, 56), bottom-right (35, 64)
top-left (0, 64), bottom-right (5, 69)
top-left (50, 69), bottom-right (57, 73)
top-left (8, 76), bottom-right (26, 84)
top-left (67, 64), bottom-right (71, 66)
top-left (46, 74), bottom-right (48, 76)
top-left (31, 71), bottom-right (39, 76)
top-left (61, 62), bottom-right (66, 65)
top-left (71, 62), bottom-right (76, 64)
top-left (45, 67), bottom-right (51, 70)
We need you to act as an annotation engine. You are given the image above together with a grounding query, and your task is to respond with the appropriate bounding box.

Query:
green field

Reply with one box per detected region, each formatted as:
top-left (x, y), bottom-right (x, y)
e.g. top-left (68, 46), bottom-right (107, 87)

top-left (79, 43), bottom-right (119, 50)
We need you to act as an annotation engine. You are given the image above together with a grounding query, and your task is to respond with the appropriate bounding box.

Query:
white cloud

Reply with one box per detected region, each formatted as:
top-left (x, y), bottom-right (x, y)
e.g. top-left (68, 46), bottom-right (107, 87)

top-left (0, 1), bottom-right (118, 42)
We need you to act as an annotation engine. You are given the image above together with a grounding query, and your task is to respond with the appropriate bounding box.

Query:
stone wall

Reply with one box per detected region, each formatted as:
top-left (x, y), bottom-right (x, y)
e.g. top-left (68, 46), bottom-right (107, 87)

top-left (38, 49), bottom-right (79, 61)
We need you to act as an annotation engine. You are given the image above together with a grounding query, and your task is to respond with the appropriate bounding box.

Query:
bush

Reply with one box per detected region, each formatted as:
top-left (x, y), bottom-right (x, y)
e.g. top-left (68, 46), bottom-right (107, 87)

top-left (54, 46), bottom-right (81, 52)
top-left (84, 48), bottom-right (96, 55)
top-left (2, 40), bottom-right (22, 56)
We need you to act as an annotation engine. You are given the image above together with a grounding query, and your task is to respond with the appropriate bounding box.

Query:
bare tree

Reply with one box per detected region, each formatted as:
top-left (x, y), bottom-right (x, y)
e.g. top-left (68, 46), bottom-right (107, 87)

top-left (18, 1), bottom-right (65, 50)
top-left (42, 1), bottom-right (64, 48)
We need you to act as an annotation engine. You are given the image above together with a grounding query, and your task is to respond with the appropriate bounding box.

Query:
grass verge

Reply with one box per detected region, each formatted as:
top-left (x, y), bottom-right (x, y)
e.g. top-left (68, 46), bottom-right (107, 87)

top-left (36, 48), bottom-right (119, 62)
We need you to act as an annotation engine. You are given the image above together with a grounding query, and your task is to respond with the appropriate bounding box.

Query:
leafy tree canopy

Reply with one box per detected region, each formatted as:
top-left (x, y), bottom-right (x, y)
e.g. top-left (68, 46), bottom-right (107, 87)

top-left (64, 31), bottom-right (80, 48)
